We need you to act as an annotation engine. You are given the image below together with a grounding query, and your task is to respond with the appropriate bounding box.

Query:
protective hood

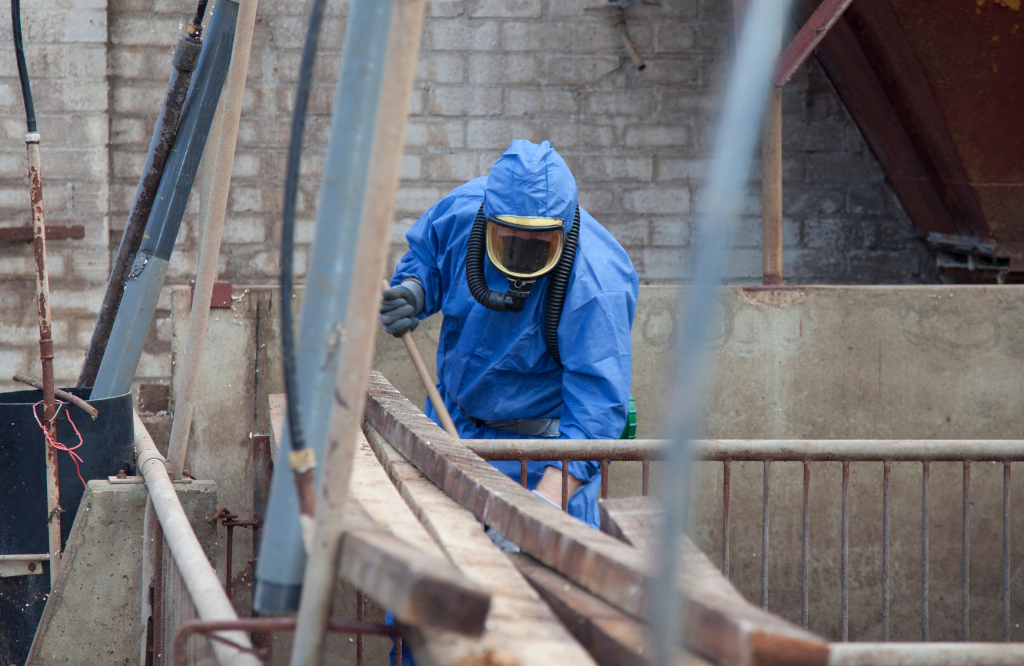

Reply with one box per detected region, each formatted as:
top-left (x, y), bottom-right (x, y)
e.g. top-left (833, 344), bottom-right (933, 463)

top-left (482, 140), bottom-right (578, 235)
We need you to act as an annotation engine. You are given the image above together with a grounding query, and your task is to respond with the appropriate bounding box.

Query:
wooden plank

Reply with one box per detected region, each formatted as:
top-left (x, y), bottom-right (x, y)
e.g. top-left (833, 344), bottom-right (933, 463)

top-left (266, 395), bottom-right (489, 637)
top-left (511, 553), bottom-right (710, 666)
top-left (340, 501), bottom-right (490, 636)
top-left (364, 371), bottom-right (830, 666)
top-left (599, 496), bottom-right (663, 551)
top-left (363, 421), bottom-right (598, 666)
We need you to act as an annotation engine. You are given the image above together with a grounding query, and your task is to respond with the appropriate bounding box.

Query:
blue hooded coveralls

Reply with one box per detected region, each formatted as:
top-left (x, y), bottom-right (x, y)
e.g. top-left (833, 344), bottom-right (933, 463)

top-left (386, 142), bottom-right (638, 665)
top-left (390, 140), bottom-right (639, 527)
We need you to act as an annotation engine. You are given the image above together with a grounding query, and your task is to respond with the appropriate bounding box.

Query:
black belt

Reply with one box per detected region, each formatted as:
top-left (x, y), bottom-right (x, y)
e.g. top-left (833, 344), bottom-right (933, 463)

top-left (461, 409), bottom-right (560, 438)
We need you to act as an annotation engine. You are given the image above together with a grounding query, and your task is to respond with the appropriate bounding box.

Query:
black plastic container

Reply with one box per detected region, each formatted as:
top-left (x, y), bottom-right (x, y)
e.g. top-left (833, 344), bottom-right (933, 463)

top-left (0, 387), bottom-right (134, 665)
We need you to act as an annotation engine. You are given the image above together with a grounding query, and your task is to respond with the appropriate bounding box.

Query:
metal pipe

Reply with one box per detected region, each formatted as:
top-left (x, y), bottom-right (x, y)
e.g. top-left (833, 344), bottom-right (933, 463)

top-left (467, 438), bottom-right (1024, 462)
top-left (802, 461), bottom-right (810, 629)
top-left (1004, 462), bottom-right (1011, 642)
top-left (561, 460), bottom-right (569, 511)
top-left (642, 460), bottom-right (650, 496)
top-left (652, 0), bottom-right (790, 659)
top-left (253, 0), bottom-right (395, 613)
top-left (612, 7), bottom-right (645, 70)
top-left (25, 133), bottom-right (61, 586)
top-left (600, 460), bottom-right (609, 500)
top-left (883, 461), bottom-right (891, 641)
top-left (828, 643), bottom-right (1024, 666)
top-left (13, 373), bottom-right (98, 419)
top-left (134, 411), bottom-right (261, 666)
top-left (922, 462), bottom-right (930, 642)
top-left (772, 0), bottom-right (855, 87)
top-left (91, 1), bottom-right (238, 400)
top-left (166, 0), bottom-right (257, 478)
top-left (963, 461), bottom-right (971, 642)
top-left (722, 461), bottom-right (731, 577)
top-left (78, 9), bottom-right (205, 389)
top-left (842, 460), bottom-right (850, 642)
top-left (761, 86), bottom-right (783, 286)
top-left (287, 1), bottom-right (425, 662)
top-left (761, 460), bottom-right (770, 609)
top-left (172, 618), bottom-right (399, 666)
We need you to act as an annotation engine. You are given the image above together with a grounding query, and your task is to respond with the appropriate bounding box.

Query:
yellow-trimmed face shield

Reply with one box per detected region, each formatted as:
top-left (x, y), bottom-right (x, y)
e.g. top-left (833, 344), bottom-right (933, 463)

top-left (485, 215), bottom-right (564, 280)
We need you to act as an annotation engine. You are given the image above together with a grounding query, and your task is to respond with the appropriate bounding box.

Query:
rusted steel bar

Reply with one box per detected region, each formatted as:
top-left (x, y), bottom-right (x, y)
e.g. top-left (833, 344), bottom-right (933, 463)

top-left (761, 460), bottom-right (770, 609)
top-left (963, 461), bottom-right (971, 642)
top-left (519, 460), bottom-right (527, 488)
top-left (802, 461), bottom-right (810, 629)
top-left (561, 460), bottom-right (569, 512)
top-left (356, 590), bottom-right (364, 666)
top-left (172, 618), bottom-right (400, 666)
top-left (641, 460), bottom-right (650, 496)
top-left (600, 460), bottom-right (609, 500)
top-left (842, 461), bottom-right (850, 642)
top-left (772, 0), bottom-right (855, 86)
top-left (395, 636), bottom-right (403, 666)
top-left (611, 7), bottom-right (645, 70)
top-left (12, 373), bottom-right (98, 419)
top-left (0, 224), bottom-right (83, 244)
top-left (154, 519), bottom-right (164, 666)
top-left (883, 461), bottom-right (891, 641)
top-left (25, 131), bottom-right (62, 586)
top-left (922, 462), bottom-right (930, 642)
top-left (1004, 462), bottom-right (1011, 643)
top-left (470, 439), bottom-right (1024, 462)
top-left (828, 643), bottom-right (1024, 665)
top-left (722, 460), bottom-right (731, 578)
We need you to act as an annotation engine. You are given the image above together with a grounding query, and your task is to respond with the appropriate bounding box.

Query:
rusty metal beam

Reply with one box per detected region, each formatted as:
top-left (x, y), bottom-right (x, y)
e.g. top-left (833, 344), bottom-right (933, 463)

top-left (773, 0), bottom-right (854, 87)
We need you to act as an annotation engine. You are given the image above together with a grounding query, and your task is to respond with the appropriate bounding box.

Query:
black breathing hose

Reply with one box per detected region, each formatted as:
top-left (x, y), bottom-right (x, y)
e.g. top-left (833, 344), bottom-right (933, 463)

top-left (465, 202), bottom-right (580, 363)
top-left (466, 205), bottom-right (524, 312)
top-left (280, 0), bottom-right (328, 453)
top-left (543, 206), bottom-right (580, 366)
top-left (11, 0), bottom-right (36, 133)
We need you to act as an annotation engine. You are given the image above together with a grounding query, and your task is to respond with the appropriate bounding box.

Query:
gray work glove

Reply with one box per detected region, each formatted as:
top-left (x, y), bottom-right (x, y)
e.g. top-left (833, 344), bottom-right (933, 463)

top-left (379, 280), bottom-right (425, 337)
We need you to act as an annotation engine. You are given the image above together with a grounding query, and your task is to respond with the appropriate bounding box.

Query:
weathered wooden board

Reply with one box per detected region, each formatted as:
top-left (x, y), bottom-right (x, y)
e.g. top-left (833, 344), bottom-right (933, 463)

top-left (363, 421), bottom-right (598, 666)
top-left (512, 553), bottom-right (710, 666)
top-left (364, 371), bottom-right (830, 666)
top-left (267, 396), bottom-right (489, 638)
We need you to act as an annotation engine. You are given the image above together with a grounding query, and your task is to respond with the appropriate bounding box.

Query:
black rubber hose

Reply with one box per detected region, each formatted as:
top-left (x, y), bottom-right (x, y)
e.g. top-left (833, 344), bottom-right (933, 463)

top-left (78, 19), bottom-right (204, 388)
top-left (466, 204), bottom-right (523, 312)
top-left (543, 206), bottom-right (580, 365)
top-left (11, 0), bottom-right (36, 133)
top-left (280, 0), bottom-right (328, 452)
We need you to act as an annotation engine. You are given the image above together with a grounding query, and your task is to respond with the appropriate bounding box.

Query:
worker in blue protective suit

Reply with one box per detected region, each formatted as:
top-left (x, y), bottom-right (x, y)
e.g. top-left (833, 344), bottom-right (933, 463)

top-left (380, 140), bottom-right (637, 664)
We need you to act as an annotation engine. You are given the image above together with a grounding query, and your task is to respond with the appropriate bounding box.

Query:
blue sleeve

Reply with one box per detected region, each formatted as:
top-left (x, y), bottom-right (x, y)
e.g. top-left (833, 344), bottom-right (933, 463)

top-left (555, 289), bottom-right (636, 483)
top-left (392, 211), bottom-right (443, 317)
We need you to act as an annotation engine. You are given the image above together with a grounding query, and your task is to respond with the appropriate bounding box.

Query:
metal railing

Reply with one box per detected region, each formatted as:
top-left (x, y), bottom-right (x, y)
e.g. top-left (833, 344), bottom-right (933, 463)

top-left (468, 438), bottom-right (1024, 645)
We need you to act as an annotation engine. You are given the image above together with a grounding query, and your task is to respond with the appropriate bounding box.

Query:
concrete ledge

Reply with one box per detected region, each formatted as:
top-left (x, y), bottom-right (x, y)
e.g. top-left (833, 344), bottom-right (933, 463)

top-left (27, 480), bottom-right (218, 666)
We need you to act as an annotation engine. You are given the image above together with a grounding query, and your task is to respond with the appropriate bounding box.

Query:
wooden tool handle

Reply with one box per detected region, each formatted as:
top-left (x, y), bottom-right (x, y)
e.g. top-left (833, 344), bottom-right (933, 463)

top-left (382, 280), bottom-right (459, 438)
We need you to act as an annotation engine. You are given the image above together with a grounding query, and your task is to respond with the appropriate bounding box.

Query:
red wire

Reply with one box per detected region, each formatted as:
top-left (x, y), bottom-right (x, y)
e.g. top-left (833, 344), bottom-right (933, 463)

top-left (33, 400), bottom-right (87, 488)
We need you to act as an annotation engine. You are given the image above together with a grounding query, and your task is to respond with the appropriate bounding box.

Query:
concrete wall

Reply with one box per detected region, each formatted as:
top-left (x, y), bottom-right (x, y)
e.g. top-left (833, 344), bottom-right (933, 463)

top-left (176, 283), bottom-right (1024, 645)
top-left (0, 0), bottom-right (939, 400)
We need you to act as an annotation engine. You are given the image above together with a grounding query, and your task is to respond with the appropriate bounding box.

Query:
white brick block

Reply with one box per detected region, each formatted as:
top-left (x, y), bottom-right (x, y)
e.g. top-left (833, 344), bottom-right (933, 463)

top-left (466, 119), bottom-right (542, 149)
top-left (426, 20), bottom-right (499, 51)
top-left (581, 156), bottom-right (653, 182)
top-left (469, 0), bottom-right (542, 18)
top-left (430, 86), bottom-right (500, 116)
top-left (222, 215), bottom-right (267, 244)
top-left (230, 187), bottom-right (263, 213)
top-left (417, 53), bottom-right (466, 83)
top-left (624, 187), bottom-right (690, 215)
top-left (63, 10), bottom-right (107, 43)
top-left (624, 125), bottom-right (690, 148)
top-left (400, 154), bottom-right (422, 181)
top-left (468, 54), bottom-right (543, 84)
top-left (395, 186), bottom-right (445, 214)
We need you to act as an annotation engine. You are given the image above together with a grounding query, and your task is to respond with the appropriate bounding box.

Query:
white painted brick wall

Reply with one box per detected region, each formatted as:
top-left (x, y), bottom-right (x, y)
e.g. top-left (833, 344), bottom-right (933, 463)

top-left (0, 0), bottom-right (108, 393)
top-left (0, 0), bottom-right (938, 395)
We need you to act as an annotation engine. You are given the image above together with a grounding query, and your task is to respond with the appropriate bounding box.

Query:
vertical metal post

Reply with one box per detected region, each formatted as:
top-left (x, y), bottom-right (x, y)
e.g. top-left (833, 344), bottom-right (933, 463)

top-left (922, 461), bottom-right (930, 642)
top-left (25, 135), bottom-right (61, 585)
top-left (963, 461), bottom-right (971, 642)
top-left (723, 460), bottom-right (731, 577)
top-left (641, 460), bottom-right (650, 496)
top-left (842, 460), bottom-right (850, 642)
top-left (1005, 462), bottom-right (1011, 642)
top-left (802, 461), bottom-right (810, 629)
top-left (520, 460), bottom-right (527, 488)
top-left (356, 590), bottom-right (364, 666)
top-left (600, 460), bottom-right (609, 500)
top-left (153, 520), bottom-right (165, 666)
top-left (761, 85), bottom-right (783, 286)
top-left (882, 461), bottom-right (891, 641)
top-left (561, 461), bottom-right (570, 512)
top-left (761, 460), bottom-right (770, 609)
